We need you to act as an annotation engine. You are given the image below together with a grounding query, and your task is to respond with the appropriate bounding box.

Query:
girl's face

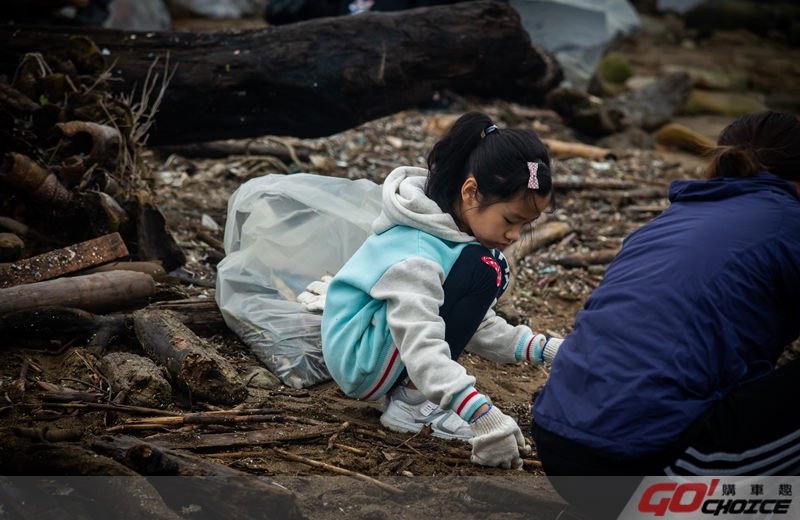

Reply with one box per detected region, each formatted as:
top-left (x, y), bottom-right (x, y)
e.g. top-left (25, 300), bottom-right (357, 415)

top-left (457, 177), bottom-right (550, 251)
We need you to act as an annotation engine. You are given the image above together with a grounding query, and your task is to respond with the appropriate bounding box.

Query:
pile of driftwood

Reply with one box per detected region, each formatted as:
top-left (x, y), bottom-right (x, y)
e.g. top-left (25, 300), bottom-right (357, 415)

top-left (0, 33), bottom-right (296, 512)
top-left (0, 35), bottom-right (185, 271)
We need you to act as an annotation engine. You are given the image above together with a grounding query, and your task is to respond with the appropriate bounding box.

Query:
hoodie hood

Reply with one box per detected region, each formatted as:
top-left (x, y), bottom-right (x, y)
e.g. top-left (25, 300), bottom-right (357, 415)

top-left (669, 171), bottom-right (800, 204)
top-left (372, 167), bottom-right (476, 243)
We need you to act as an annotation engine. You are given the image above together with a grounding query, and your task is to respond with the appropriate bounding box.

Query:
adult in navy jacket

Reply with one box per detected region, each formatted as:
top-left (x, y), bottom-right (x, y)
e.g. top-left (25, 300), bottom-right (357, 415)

top-left (532, 111), bottom-right (800, 478)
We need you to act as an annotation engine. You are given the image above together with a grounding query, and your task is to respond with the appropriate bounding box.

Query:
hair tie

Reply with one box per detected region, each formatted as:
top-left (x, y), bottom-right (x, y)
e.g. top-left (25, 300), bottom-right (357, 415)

top-left (480, 125), bottom-right (498, 138)
top-left (527, 162), bottom-right (539, 190)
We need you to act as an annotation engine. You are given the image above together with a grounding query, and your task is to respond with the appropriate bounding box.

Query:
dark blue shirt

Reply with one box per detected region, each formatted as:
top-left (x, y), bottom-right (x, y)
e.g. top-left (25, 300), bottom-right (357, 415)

top-left (533, 172), bottom-right (800, 457)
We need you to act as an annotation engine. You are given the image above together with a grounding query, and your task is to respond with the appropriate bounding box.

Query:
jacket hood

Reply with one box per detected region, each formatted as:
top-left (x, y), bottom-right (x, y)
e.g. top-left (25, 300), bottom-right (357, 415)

top-left (669, 171), bottom-right (800, 204)
top-left (372, 167), bottom-right (475, 243)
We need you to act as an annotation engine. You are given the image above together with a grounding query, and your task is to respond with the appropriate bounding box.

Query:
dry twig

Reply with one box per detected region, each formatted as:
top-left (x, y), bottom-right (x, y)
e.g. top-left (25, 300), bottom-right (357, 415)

top-left (275, 448), bottom-right (404, 495)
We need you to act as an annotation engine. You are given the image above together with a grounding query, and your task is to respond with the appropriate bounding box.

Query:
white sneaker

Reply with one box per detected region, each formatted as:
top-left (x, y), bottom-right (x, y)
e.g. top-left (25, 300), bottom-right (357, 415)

top-left (379, 386), bottom-right (472, 441)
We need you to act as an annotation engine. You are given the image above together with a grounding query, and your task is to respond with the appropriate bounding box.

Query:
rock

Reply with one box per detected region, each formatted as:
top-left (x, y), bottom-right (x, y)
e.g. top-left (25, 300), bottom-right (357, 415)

top-left (597, 52), bottom-right (633, 84)
top-left (597, 127), bottom-right (655, 150)
top-left (683, 90), bottom-right (768, 117)
top-left (656, 123), bottom-right (716, 155)
top-left (625, 75), bottom-right (658, 90)
top-left (609, 71), bottom-right (693, 130)
top-left (99, 352), bottom-right (172, 409)
top-left (244, 366), bottom-right (282, 390)
top-left (548, 73), bottom-right (691, 136)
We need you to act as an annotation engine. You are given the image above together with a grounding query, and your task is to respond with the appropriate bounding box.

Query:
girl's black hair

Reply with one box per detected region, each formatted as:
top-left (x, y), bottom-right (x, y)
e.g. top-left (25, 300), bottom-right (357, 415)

top-left (706, 111), bottom-right (800, 182)
top-left (425, 112), bottom-right (553, 227)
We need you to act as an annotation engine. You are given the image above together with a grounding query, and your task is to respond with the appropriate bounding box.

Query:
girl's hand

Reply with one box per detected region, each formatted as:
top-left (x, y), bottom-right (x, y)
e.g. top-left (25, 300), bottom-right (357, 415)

top-left (297, 275), bottom-right (333, 313)
top-left (469, 405), bottom-right (531, 470)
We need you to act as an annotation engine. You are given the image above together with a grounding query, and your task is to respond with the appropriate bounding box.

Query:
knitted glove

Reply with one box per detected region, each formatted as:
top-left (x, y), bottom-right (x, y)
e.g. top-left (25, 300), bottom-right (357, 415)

top-left (297, 275), bottom-right (332, 313)
top-left (469, 405), bottom-right (531, 470)
top-left (524, 334), bottom-right (564, 364)
top-left (542, 337), bottom-right (563, 363)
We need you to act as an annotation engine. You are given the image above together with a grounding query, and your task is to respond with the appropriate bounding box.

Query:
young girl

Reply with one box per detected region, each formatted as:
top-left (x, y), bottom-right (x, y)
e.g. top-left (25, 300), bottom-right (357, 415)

top-left (320, 112), bottom-right (562, 470)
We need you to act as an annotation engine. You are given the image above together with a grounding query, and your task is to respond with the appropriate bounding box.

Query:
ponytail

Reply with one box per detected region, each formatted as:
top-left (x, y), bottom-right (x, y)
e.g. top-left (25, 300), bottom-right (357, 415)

top-left (706, 111), bottom-right (800, 181)
top-left (425, 112), bottom-right (494, 220)
top-left (706, 145), bottom-right (762, 179)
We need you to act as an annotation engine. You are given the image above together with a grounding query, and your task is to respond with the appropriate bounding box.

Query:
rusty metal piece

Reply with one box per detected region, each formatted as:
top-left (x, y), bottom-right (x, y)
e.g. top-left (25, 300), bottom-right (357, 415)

top-left (0, 153), bottom-right (72, 209)
top-left (56, 121), bottom-right (121, 171)
top-left (59, 154), bottom-right (85, 188)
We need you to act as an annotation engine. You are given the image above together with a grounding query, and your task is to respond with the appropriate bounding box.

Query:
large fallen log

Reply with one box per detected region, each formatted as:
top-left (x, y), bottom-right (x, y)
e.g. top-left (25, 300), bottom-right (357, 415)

top-left (0, 2), bottom-right (561, 145)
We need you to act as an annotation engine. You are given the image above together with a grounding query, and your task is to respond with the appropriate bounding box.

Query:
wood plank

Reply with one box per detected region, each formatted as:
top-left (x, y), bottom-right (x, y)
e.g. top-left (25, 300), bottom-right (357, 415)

top-left (0, 232), bottom-right (128, 288)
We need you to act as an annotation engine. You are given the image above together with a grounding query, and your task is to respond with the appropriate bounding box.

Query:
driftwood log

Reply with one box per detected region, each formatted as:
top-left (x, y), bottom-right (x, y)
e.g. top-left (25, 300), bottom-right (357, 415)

top-left (91, 436), bottom-right (303, 520)
top-left (0, 2), bottom-right (561, 145)
top-left (148, 298), bottom-right (226, 336)
top-left (557, 247), bottom-right (621, 268)
top-left (133, 309), bottom-right (248, 405)
top-left (0, 271), bottom-right (155, 316)
top-left (543, 139), bottom-right (616, 161)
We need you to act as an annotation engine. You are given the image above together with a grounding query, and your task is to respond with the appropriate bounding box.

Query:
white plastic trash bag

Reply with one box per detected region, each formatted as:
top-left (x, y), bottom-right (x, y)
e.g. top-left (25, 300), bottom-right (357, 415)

top-left (104, 0), bottom-right (171, 31)
top-left (216, 173), bottom-right (382, 388)
top-left (170, 0), bottom-right (266, 19)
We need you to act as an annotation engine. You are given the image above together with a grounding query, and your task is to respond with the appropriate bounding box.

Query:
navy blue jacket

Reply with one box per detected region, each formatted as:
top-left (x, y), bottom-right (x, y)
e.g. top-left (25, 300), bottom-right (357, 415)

top-left (533, 172), bottom-right (800, 457)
